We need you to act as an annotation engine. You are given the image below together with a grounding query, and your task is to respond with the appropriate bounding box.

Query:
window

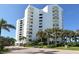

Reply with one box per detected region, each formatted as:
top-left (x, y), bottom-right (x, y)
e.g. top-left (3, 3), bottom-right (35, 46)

top-left (20, 27), bottom-right (22, 28)
top-left (39, 26), bottom-right (42, 28)
top-left (19, 36), bottom-right (21, 38)
top-left (30, 18), bottom-right (33, 20)
top-left (53, 10), bottom-right (59, 13)
top-left (31, 15), bottom-right (33, 17)
top-left (29, 35), bottom-right (32, 38)
top-left (53, 16), bottom-right (59, 19)
top-left (39, 17), bottom-right (43, 19)
top-left (20, 29), bottom-right (22, 31)
top-left (39, 20), bottom-right (42, 22)
top-left (29, 32), bottom-right (32, 34)
top-left (53, 6), bottom-right (59, 10)
top-left (53, 14), bottom-right (59, 17)
top-left (39, 23), bottom-right (42, 25)
top-left (31, 22), bottom-right (33, 24)
top-left (53, 24), bottom-right (59, 27)
top-left (29, 28), bottom-right (32, 30)
top-left (31, 12), bottom-right (33, 14)
top-left (39, 14), bottom-right (43, 16)
top-left (56, 24), bottom-right (59, 26)
top-left (53, 24), bottom-right (55, 26)
top-left (20, 20), bottom-right (23, 24)
top-left (19, 34), bottom-right (22, 35)
top-left (29, 25), bottom-right (32, 27)
top-left (19, 31), bottom-right (22, 34)
top-left (20, 24), bottom-right (23, 26)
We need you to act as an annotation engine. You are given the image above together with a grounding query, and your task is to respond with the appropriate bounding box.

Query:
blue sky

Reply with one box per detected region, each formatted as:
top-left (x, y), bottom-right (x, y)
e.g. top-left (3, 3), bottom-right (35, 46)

top-left (0, 4), bottom-right (79, 38)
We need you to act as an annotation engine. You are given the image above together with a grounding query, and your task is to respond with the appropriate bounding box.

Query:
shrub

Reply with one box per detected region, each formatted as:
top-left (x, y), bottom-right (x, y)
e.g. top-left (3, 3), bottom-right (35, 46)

top-left (38, 42), bottom-right (44, 46)
top-left (47, 44), bottom-right (56, 48)
top-left (38, 46), bottom-right (43, 48)
top-left (23, 43), bottom-right (32, 47)
top-left (0, 45), bottom-right (4, 51)
top-left (56, 43), bottom-right (65, 47)
top-left (76, 42), bottom-right (79, 46)
top-left (43, 45), bottom-right (47, 48)
top-left (67, 42), bottom-right (77, 47)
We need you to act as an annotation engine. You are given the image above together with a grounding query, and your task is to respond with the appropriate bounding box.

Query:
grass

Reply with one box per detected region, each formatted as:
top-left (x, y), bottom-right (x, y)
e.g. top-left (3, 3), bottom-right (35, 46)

top-left (0, 48), bottom-right (10, 54)
top-left (55, 47), bottom-right (79, 51)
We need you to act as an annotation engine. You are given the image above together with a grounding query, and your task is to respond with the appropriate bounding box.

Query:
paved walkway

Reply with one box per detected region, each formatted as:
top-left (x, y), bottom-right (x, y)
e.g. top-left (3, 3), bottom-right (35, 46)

top-left (5, 46), bottom-right (79, 54)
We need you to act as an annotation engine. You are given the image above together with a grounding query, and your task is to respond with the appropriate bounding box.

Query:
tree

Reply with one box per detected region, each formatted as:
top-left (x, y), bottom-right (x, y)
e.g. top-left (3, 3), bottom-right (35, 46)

top-left (19, 36), bottom-right (27, 45)
top-left (51, 28), bottom-right (62, 45)
top-left (36, 31), bottom-right (47, 43)
top-left (0, 18), bottom-right (16, 36)
top-left (45, 29), bottom-right (53, 45)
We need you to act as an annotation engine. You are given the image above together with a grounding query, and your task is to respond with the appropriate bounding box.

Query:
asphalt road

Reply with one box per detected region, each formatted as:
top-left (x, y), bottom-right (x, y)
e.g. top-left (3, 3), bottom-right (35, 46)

top-left (5, 46), bottom-right (79, 54)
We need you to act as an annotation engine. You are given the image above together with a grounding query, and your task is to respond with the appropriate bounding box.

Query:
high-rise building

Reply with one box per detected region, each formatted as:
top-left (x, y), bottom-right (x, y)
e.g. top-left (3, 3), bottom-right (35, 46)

top-left (15, 19), bottom-right (25, 45)
top-left (16, 4), bottom-right (63, 45)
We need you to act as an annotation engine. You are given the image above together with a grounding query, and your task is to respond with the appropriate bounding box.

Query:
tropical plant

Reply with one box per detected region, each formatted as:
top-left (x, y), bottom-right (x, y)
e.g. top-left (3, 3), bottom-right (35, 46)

top-left (0, 18), bottom-right (15, 36)
top-left (19, 36), bottom-right (27, 45)
top-left (45, 29), bottom-right (53, 45)
top-left (36, 31), bottom-right (47, 44)
top-left (51, 28), bottom-right (62, 45)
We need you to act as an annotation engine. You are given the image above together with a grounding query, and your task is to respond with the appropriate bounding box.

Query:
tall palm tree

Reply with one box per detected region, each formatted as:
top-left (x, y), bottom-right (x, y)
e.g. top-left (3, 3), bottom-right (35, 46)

top-left (45, 29), bottom-right (53, 45)
top-left (0, 18), bottom-right (15, 36)
top-left (51, 28), bottom-right (61, 45)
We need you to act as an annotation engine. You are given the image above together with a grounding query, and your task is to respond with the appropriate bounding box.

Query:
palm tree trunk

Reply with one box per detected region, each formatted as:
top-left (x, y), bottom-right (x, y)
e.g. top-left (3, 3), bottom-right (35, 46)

top-left (47, 38), bottom-right (49, 45)
top-left (0, 27), bottom-right (1, 36)
top-left (55, 33), bottom-right (57, 46)
top-left (40, 38), bottom-right (42, 42)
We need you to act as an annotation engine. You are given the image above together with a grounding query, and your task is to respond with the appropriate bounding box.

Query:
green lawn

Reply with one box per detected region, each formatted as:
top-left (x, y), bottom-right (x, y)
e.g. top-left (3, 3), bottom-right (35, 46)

top-left (56, 47), bottom-right (79, 51)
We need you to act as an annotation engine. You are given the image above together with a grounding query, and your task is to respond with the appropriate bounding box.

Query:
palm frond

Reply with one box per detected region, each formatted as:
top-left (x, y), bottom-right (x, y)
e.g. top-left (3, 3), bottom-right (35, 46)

top-left (0, 18), bottom-right (7, 26)
top-left (3, 27), bottom-right (10, 32)
top-left (5, 24), bottom-right (16, 29)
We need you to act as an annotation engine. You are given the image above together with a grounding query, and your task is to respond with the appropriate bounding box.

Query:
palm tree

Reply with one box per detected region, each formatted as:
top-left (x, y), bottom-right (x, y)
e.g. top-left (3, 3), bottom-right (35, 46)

top-left (45, 29), bottom-right (53, 45)
top-left (36, 31), bottom-right (47, 43)
top-left (75, 30), bottom-right (79, 42)
top-left (19, 36), bottom-right (27, 45)
top-left (45, 28), bottom-right (62, 45)
top-left (0, 18), bottom-right (15, 36)
top-left (51, 28), bottom-right (62, 45)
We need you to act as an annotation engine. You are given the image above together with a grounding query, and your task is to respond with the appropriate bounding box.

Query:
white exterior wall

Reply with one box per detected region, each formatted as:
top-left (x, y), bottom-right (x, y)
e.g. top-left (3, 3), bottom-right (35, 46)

top-left (24, 5), bottom-right (40, 40)
top-left (16, 20), bottom-right (20, 44)
top-left (48, 5), bottom-right (63, 29)
top-left (15, 19), bottom-right (25, 45)
top-left (16, 4), bottom-right (63, 44)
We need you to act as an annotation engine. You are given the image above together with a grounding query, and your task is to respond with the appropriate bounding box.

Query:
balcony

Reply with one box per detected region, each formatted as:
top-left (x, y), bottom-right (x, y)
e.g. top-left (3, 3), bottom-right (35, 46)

top-left (39, 26), bottom-right (42, 28)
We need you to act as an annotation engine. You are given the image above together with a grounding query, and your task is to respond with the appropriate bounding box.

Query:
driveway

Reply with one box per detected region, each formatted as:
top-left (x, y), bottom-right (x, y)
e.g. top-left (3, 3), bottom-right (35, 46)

top-left (5, 46), bottom-right (79, 54)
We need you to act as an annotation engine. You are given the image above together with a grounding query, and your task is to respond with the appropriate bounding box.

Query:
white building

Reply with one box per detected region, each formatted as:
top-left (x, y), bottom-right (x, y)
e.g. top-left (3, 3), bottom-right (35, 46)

top-left (16, 4), bottom-right (63, 44)
top-left (15, 19), bottom-right (25, 45)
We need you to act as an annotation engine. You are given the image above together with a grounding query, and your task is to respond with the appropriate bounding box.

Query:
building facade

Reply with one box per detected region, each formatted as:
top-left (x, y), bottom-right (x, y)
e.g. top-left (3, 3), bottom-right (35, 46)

top-left (16, 4), bottom-right (63, 44)
top-left (15, 19), bottom-right (25, 45)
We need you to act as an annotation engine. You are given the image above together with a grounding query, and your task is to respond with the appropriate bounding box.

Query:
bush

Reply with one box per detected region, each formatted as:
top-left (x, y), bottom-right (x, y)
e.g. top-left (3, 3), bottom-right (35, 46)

top-left (38, 42), bottom-right (44, 46)
top-left (47, 44), bottom-right (56, 48)
top-left (56, 43), bottom-right (65, 47)
top-left (38, 46), bottom-right (43, 48)
top-left (0, 45), bottom-right (4, 51)
top-left (23, 43), bottom-right (32, 47)
top-left (67, 42), bottom-right (77, 47)
top-left (76, 42), bottom-right (79, 46)
top-left (43, 45), bottom-right (47, 48)
top-left (0, 45), bottom-right (10, 54)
